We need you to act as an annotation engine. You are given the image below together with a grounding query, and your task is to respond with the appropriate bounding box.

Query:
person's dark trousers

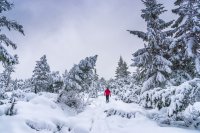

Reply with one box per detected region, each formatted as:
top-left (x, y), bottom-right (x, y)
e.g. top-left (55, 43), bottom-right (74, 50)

top-left (106, 95), bottom-right (109, 103)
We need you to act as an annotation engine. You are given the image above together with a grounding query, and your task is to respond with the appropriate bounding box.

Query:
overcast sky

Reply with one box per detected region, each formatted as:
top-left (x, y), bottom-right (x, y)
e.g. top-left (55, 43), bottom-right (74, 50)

top-left (4, 0), bottom-right (175, 80)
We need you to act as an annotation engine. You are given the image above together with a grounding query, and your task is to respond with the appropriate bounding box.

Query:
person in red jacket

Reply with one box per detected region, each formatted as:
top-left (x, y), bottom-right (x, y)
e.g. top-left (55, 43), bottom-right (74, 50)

top-left (104, 88), bottom-right (111, 103)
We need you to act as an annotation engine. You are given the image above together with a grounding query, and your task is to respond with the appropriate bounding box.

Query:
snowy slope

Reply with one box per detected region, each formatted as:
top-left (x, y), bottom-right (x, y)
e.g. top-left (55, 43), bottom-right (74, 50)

top-left (0, 93), bottom-right (199, 133)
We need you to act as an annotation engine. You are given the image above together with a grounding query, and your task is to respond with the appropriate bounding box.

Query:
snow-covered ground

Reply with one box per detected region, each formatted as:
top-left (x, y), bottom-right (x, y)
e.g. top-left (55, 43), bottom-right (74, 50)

top-left (0, 93), bottom-right (199, 133)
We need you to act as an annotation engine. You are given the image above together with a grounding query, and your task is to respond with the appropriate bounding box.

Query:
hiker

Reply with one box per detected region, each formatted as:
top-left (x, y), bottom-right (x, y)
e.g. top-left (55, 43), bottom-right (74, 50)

top-left (104, 88), bottom-right (111, 103)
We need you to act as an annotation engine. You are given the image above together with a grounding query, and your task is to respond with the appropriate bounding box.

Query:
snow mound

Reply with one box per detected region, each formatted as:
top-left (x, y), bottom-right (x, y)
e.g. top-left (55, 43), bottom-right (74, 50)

top-left (0, 92), bottom-right (73, 133)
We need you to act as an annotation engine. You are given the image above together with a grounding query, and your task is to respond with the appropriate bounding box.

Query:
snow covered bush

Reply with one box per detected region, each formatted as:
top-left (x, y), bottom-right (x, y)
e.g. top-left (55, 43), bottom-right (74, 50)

top-left (147, 102), bottom-right (200, 129)
top-left (58, 55), bottom-right (98, 111)
top-left (142, 78), bottom-right (200, 129)
top-left (104, 108), bottom-right (139, 119)
top-left (183, 102), bottom-right (200, 129)
top-left (11, 89), bottom-right (26, 101)
top-left (58, 90), bottom-right (83, 110)
top-left (109, 77), bottom-right (140, 103)
top-left (141, 79), bottom-right (200, 113)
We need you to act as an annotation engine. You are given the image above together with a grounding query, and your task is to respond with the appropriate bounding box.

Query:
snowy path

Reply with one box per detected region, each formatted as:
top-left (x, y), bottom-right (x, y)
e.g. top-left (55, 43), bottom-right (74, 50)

top-left (68, 96), bottom-right (199, 133)
top-left (0, 93), bottom-right (199, 133)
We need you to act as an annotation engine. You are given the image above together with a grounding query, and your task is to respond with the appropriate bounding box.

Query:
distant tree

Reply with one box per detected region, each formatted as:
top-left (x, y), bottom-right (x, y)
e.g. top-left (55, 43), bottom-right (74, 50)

top-left (128, 0), bottom-right (174, 93)
top-left (32, 55), bottom-right (51, 93)
top-left (0, 0), bottom-right (24, 65)
top-left (115, 56), bottom-right (130, 79)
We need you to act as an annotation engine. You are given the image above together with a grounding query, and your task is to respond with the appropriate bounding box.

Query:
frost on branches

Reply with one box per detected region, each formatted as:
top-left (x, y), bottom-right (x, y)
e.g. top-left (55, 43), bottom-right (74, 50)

top-left (0, 0), bottom-right (24, 65)
top-left (128, 0), bottom-right (174, 94)
top-left (171, 0), bottom-right (200, 77)
top-left (144, 79), bottom-right (200, 128)
top-left (58, 55), bottom-right (98, 110)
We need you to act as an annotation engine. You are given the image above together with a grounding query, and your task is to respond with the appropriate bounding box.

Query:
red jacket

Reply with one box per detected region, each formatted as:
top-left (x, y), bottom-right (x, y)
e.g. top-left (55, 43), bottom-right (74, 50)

top-left (104, 89), bottom-right (111, 96)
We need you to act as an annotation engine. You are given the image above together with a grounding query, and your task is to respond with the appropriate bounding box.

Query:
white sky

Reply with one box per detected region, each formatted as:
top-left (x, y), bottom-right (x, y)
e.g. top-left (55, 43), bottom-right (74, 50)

top-left (3, 0), bottom-right (175, 80)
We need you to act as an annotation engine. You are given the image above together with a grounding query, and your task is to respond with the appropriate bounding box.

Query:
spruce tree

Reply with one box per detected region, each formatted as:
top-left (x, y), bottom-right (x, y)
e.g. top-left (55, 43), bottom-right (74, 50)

top-left (115, 56), bottom-right (130, 79)
top-left (32, 55), bottom-right (51, 93)
top-left (171, 0), bottom-right (200, 78)
top-left (0, 0), bottom-right (24, 65)
top-left (128, 0), bottom-right (174, 92)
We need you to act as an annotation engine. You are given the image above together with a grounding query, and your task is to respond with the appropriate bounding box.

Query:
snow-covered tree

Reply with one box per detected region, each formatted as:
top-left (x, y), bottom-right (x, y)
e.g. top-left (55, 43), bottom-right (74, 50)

top-left (62, 69), bottom-right (68, 86)
top-left (65, 55), bottom-right (98, 93)
top-left (0, 63), bottom-right (15, 92)
top-left (49, 71), bottom-right (63, 93)
top-left (0, 0), bottom-right (24, 65)
top-left (11, 79), bottom-right (24, 91)
top-left (32, 55), bottom-right (51, 93)
top-left (21, 78), bottom-right (34, 92)
top-left (98, 77), bottom-right (107, 91)
top-left (115, 56), bottom-right (130, 79)
top-left (170, 0), bottom-right (200, 79)
top-left (58, 55), bottom-right (98, 110)
top-left (89, 69), bottom-right (99, 98)
top-left (108, 76), bottom-right (140, 103)
top-left (128, 0), bottom-right (174, 93)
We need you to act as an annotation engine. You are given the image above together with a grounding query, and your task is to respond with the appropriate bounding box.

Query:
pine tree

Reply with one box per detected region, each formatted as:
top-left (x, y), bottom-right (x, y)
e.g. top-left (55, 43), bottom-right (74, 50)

top-left (128, 0), bottom-right (174, 92)
top-left (58, 55), bottom-right (98, 110)
top-left (0, 0), bottom-right (24, 65)
top-left (115, 56), bottom-right (130, 79)
top-left (32, 55), bottom-right (51, 93)
top-left (170, 0), bottom-right (200, 78)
